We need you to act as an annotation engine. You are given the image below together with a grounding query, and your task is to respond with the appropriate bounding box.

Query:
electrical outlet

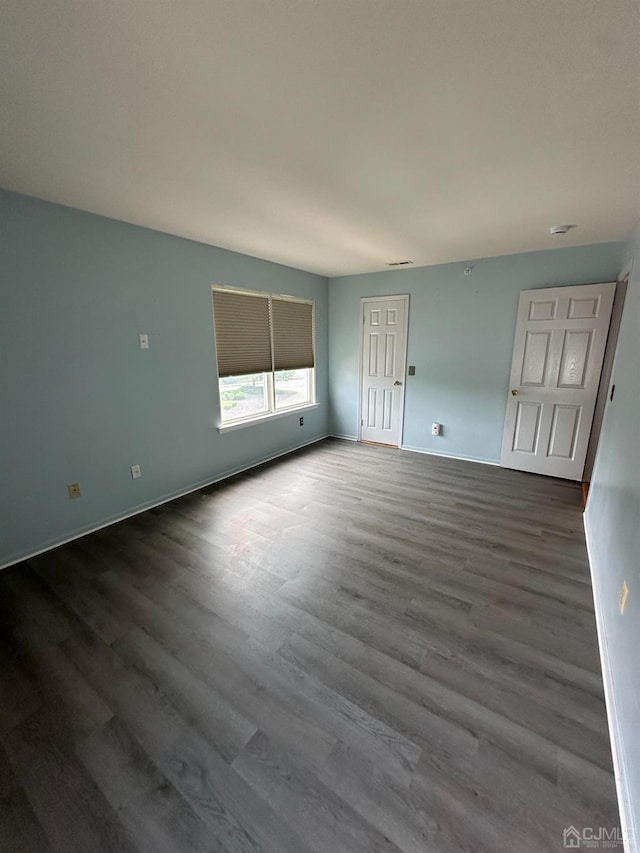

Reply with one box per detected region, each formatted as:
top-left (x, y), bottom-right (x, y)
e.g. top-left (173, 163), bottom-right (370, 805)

top-left (67, 483), bottom-right (81, 499)
top-left (619, 580), bottom-right (629, 614)
top-left (139, 333), bottom-right (149, 349)
top-left (432, 422), bottom-right (441, 436)
top-left (131, 464), bottom-right (142, 479)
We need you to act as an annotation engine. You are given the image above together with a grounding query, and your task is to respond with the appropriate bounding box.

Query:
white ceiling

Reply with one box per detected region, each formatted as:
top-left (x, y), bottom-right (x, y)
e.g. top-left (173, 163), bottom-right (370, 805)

top-left (1, 1), bottom-right (638, 277)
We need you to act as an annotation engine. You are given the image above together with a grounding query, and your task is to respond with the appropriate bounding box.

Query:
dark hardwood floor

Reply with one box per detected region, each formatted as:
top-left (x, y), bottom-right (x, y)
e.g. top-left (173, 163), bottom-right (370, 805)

top-left (0, 438), bottom-right (619, 852)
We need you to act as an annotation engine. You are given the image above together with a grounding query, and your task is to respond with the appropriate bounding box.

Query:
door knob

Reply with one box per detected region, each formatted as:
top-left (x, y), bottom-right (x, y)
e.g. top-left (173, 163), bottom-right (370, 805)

top-left (394, 380), bottom-right (403, 386)
top-left (511, 389), bottom-right (519, 396)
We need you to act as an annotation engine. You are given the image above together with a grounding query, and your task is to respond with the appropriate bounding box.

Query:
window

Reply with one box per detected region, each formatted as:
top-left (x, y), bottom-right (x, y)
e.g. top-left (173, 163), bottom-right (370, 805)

top-left (212, 287), bottom-right (315, 426)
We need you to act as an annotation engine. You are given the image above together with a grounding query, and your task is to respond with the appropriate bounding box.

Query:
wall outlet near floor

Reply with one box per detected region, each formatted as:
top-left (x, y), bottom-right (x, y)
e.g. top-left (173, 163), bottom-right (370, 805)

top-left (432, 422), bottom-right (441, 436)
top-left (131, 464), bottom-right (142, 479)
top-left (619, 580), bottom-right (629, 614)
top-left (67, 482), bottom-right (81, 499)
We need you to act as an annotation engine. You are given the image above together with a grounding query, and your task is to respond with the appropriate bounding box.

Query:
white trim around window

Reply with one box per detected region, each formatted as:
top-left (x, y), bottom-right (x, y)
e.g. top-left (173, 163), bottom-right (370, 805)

top-left (217, 402), bottom-right (320, 433)
top-left (212, 285), bottom-right (316, 429)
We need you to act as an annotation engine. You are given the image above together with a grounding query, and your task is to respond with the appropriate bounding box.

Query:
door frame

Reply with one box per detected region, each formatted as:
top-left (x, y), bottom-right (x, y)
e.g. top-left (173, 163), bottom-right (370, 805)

top-left (357, 294), bottom-right (410, 445)
top-left (583, 271), bottom-right (629, 481)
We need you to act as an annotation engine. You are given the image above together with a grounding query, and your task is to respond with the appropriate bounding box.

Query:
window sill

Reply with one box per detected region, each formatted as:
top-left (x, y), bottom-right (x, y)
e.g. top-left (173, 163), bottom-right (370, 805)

top-left (218, 403), bottom-right (319, 433)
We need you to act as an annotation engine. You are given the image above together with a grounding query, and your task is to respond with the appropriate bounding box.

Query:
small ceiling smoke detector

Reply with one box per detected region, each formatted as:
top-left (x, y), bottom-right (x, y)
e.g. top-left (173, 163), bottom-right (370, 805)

top-left (388, 260), bottom-right (413, 266)
top-left (549, 225), bottom-right (576, 236)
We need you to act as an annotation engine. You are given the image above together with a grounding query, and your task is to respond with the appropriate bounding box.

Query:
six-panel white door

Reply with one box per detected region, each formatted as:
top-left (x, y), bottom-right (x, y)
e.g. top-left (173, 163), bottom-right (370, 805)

top-left (500, 282), bottom-right (615, 480)
top-left (359, 296), bottom-right (409, 447)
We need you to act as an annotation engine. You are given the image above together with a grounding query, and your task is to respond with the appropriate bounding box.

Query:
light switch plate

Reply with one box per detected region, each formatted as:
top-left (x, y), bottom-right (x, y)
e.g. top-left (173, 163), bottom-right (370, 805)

top-left (131, 464), bottom-right (142, 479)
top-left (139, 333), bottom-right (149, 349)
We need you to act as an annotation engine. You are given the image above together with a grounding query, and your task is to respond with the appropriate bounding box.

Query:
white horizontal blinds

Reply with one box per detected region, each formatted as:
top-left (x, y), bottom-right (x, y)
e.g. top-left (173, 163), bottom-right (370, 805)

top-left (271, 298), bottom-right (315, 371)
top-left (212, 290), bottom-right (272, 377)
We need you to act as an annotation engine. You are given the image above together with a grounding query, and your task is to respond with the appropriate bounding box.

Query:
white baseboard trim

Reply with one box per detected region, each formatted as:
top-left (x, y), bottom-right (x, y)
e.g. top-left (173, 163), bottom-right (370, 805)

top-left (329, 435), bottom-right (500, 466)
top-left (584, 514), bottom-right (635, 852)
top-left (0, 433), bottom-right (330, 572)
top-left (400, 444), bottom-right (500, 466)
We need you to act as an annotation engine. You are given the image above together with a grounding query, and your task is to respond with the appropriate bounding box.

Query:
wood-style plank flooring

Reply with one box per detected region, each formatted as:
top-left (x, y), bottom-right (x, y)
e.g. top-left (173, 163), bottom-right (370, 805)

top-left (0, 438), bottom-right (619, 852)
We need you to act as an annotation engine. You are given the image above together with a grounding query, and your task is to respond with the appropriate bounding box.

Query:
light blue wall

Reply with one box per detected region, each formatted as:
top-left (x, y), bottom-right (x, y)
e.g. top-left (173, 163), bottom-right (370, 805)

top-left (585, 227), bottom-right (640, 849)
top-left (0, 189), bottom-right (329, 567)
top-left (328, 243), bottom-right (624, 459)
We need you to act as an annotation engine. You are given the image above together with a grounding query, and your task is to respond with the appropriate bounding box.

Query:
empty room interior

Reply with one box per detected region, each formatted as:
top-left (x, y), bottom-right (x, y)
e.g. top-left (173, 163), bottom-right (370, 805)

top-left (1, 1), bottom-right (639, 851)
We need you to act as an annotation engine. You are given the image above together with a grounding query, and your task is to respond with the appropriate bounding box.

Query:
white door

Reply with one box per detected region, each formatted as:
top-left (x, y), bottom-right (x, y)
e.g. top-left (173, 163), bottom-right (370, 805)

top-left (359, 296), bottom-right (409, 447)
top-left (500, 282), bottom-right (615, 480)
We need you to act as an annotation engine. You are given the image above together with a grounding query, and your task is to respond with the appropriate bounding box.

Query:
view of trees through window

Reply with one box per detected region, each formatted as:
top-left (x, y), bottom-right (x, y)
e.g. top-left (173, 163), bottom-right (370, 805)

top-left (220, 368), bottom-right (312, 424)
